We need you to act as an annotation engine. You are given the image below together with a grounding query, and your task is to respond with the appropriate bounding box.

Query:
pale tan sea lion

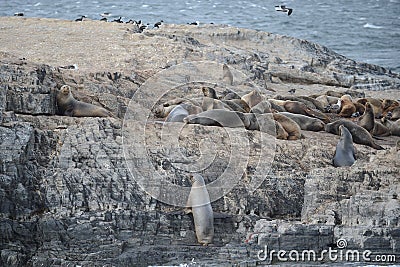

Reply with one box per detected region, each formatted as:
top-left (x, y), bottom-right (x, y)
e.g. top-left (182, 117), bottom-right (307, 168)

top-left (283, 101), bottom-right (330, 123)
top-left (242, 90), bottom-right (263, 108)
top-left (325, 120), bottom-right (384, 150)
top-left (186, 174), bottom-right (214, 246)
top-left (381, 118), bottom-right (400, 136)
top-left (56, 85), bottom-right (114, 117)
top-left (338, 95), bottom-right (356, 118)
top-left (202, 97), bottom-right (230, 111)
top-left (333, 125), bottom-right (356, 167)
top-left (222, 63), bottom-right (233, 85)
top-left (272, 113), bottom-right (302, 140)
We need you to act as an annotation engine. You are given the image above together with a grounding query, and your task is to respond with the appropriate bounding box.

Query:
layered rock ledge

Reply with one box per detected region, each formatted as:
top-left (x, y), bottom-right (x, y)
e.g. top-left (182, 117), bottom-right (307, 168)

top-left (0, 17), bottom-right (399, 266)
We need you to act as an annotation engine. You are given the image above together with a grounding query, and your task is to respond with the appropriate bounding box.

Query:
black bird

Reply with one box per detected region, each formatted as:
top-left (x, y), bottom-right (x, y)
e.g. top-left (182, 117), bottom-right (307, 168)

top-left (113, 17), bottom-right (123, 23)
top-left (275, 5), bottom-right (293, 16)
top-left (75, 15), bottom-right (86, 22)
top-left (154, 20), bottom-right (164, 28)
top-left (188, 21), bottom-right (199, 25)
top-left (100, 17), bottom-right (107, 22)
top-left (288, 88), bottom-right (296, 94)
top-left (14, 12), bottom-right (24, 16)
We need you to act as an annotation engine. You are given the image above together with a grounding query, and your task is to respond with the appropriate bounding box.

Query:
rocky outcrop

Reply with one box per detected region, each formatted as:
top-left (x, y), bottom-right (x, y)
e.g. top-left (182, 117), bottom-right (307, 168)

top-left (0, 17), bottom-right (399, 266)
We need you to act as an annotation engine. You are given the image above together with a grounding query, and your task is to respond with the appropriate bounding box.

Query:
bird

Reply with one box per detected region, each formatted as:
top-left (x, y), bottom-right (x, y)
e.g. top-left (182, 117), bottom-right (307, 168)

top-left (154, 20), bottom-right (164, 28)
top-left (100, 12), bottom-right (110, 17)
top-left (74, 15), bottom-right (86, 22)
top-left (100, 17), bottom-right (107, 22)
top-left (188, 21), bottom-right (199, 25)
top-left (113, 17), bottom-right (123, 23)
top-left (275, 5), bottom-right (293, 16)
top-left (14, 12), bottom-right (24, 16)
top-left (288, 88), bottom-right (296, 94)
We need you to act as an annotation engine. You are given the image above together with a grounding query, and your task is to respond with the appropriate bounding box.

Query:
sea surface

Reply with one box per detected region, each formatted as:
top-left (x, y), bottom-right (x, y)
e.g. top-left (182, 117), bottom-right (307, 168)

top-left (1, 0), bottom-right (399, 72)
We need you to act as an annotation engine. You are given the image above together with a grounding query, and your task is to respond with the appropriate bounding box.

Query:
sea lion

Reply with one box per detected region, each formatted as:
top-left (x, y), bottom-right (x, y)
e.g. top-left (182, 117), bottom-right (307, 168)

top-left (154, 104), bottom-right (177, 118)
top-left (389, 106), bottom-right (400, 120)
top-left (333, 125), bottom-right (356, 167)
top-left (298, 96), bottom-right (326, 111)
top-left (274, 95), bottom-right (316, 110)
top-left (371, 121), bottom-right (391, 137)
top-left (316, 95), bottom-right (340, 107)
top-left (183, 109), bottom-right (247, 128)
top-left (279, 112), bottom-right (325, 132)
top-left (325, 120), bottom-right (384, 150)
top-left (242, 90), bottom-right (263, 108)
top-left (222, 99), bottom-right (249, 113)
top-left (222, 63), bottom-right (233, 85)
top-left (338, 95), bottom-right (356, 118)
top-left (382, 99), bottom-right (399, 113)
top-left (250, 100), bottom-right (272, 114)
top-left (202, 97), bottom-right (230, 111)
top-left (272, 113), bottom-right (302, 140)
top-left (358, 102), bottom-right (375, 132)
top-left (220, 89), bottom-right (241, 100)
top-left (283, 101), bottom-right (330, 123)
top-left (181, 102), bottom-right (203, 115)
top-left (381, 118), bottom-right (400, 136)
top-left (56, 85), bottom-right (114, 117)
top-left (357, 98), bottom-right (384, 118)
top-left (186, 174), bottom-right (214, 246)
top-left (165, 105), bottom-right (189, 122)
top-left (202, 87), bottom-right (218, 99)
top-left (354, 102), bottom-right (365, 115)
top-left (326, 90), bottom-right (344, 98)
top-left (275, 121), bottom-right (289, 139)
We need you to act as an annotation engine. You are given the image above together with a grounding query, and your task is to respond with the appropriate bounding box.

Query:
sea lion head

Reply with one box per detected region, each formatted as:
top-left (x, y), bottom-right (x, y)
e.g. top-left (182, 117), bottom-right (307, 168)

top-left (190, 173), bottom-right (206, 186)
top-left (202, 87), bottom-right (218, 99)
top-left (340, 94), bottom-right (352, 103)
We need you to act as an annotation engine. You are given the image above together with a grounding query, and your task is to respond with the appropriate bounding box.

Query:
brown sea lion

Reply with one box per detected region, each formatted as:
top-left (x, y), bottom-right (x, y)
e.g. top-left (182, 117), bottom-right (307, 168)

top-left (274, 95), bottom-right (317, 110)
top-left (358, 102), bottom-right (375, 132)
top-left (390, 106), bottom-right (400, 120)
top-left (371, 121), bottom-right (391, 137)
top-left (333, 125), bottom-right (356, 167)
top-left (354, 102), bottom-right (366, 115)
top-left (338, 95), bottom-right (356, 118)
top-left (222, 99), bottom-right (250, 113)
top-left (316, 95), bottom-right (340, 107)
top-left (202, 97), bottom-right (230, 111)
top-left (279, 112), bottom-right (325, 132)
top-left (56, 85), bottom-right (114, 117)
top-left (326, 90), bottom-right (344, 98)
top-left (298, 96), bottom-right (326, 111)
top-left (272, 113), bottom-right (302, 140)
top-left (242, 90), bottom-right (263, 108)
top-left (154, 104), bottom-right (177, 118)
top-left (357, 98), bottom-right (384, 118)
top-left (325, 120), bottom-right (384, 150)
top-left (186, 174), bottom-right (214, 246)
top-left (283, 101), bottom-right (330, 123)
top-left (382, 99), bottom-right (399, 114)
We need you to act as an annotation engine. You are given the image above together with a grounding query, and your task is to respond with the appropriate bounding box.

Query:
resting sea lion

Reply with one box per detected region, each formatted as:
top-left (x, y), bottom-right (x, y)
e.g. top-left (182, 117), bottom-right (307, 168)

top-left (272, 113), bottom-right (302, 140)
top-left (389, 106), bottom-right (400, 120)
top-left (381, 118), bottom-right (400, 136)
top-left (371, 121), bottom-right (391, 137)
top-left (382, 99), bottom-right (399, 115)
top-left (338, 95), bottom-right (356, 118)
top-left (186, 174), bottom-right (214, 246)
top-left (202, 97), bottom-right (230, 111)
top-left (165, 105), bottom-right (189, 122)
top-left (358, 102), bottom-right (375, 132)
top-left (316, 95), bottom-right (340, 107)
top-left (250, 100), bottom-right (272, 114)
top-left (274, 95), bottom-right (317, 110)
top-left (154, 104), bottom-right (177, 118)
top-left (183, 109), bottom-right (247, 128)
top-left (222, 99), bottom-right (249, 113)
top-left (333, 125), bottom-right (356, 167)
top-left (325, 120), bottom-right (384, 150)
top-left (56, 85), bottom-right (114, 117)
top-left (279, 112), bottom-right (325, 131)
top-left (283, 101), bottom-right (330, 123)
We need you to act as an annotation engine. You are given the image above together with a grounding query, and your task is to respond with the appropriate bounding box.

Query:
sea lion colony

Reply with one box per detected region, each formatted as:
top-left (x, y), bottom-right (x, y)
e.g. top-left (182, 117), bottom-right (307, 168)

top-left (55, 66), bottom-right (399, 245)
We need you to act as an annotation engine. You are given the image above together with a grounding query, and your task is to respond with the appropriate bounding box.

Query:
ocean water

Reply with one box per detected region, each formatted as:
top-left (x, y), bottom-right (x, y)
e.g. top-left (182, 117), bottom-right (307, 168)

top-left (0, 0), bottom-right (399, 72)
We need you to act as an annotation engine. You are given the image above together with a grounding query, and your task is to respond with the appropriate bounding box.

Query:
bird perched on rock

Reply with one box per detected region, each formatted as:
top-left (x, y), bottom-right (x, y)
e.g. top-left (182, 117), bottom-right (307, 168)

top-left (113, 17), bottom-right (123, 23)
top-left (275, 5), bottom-right (293, 16)
top-left (288, 88), bottom-right (296, 94)
top-left (75, 15), bottom-right (86, 22)
top-left (154, 20), bottom-right (164, 28)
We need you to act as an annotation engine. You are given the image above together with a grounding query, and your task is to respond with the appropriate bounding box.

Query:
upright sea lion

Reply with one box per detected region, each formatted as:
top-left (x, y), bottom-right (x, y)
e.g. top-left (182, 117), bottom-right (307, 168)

top-left (357, 98), bottom-right (383, 118)
top-left (242, 90), bottom-right (263, 108)
top-left (272, 113), bottom-right (302, 140)
top-left (183, 109), bottom-right (247, 128)
top-left (202, 97), bottom-right (230, 111)
top-left (358, 102), bottom-right (375, 132)
top-left (338, 95), bottom-right (356, 118)
top-left (56, 85), bottom-right (114, 117)
top-left (165, 105), bottom-right (189, 122)
top-left (186, 174), bottom-right (214, 246)
top-left (325, 120), bottom-right (384, 150)
top-left (202, 87), bottom-right (218, 99)
top-left (333, 125), bottom-right (356, 167)
top-left (222, 63), bottom-right (233, 85)
top-left (279, 112), bottom-right (325, 131)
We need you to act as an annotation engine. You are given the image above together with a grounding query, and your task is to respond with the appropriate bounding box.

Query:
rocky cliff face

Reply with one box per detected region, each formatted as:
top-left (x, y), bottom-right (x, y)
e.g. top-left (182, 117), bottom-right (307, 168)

top-left (0, 17), bottom-right (399, 266)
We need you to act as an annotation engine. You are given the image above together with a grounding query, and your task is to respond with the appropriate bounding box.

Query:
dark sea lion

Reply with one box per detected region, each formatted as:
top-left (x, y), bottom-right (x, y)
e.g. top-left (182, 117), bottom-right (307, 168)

top-left (358, 102), bottom-right (375, 132)
top-left (354, 102), bottom-right (366, 115)
top-left (183, 109), bottom-right (247, 128)
top-left (165, 105), bottom-right (189, 122)
top-left (338, 95), bottom-right (356, 118)
top-left (222, 99), bottom-right (249, 113)
top-left (298, 95), bottom-right (326, 111)
top-left (325, 120), bottom-right (384, 150)
top-left (333, 125), bottom-right (356, 167)
top-left (202, 87), bottom-right (218, 99)
top-left (250, 100), bottom-right (272, 114)
top-left (222, 63), bottom-right (234, 85)
top-left (279, 112), bottom-right (325, 131)
top-left (186, 174), bottom-right (214, 246)
top-left (272, 113), bottom-right (302, 140)
top-left (56, 85), bottom-right (114, 117)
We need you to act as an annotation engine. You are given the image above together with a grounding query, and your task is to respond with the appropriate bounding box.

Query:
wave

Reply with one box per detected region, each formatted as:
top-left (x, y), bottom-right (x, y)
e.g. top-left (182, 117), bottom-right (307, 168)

top-left (363, 23), bottom-right (383, 29)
